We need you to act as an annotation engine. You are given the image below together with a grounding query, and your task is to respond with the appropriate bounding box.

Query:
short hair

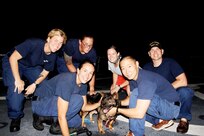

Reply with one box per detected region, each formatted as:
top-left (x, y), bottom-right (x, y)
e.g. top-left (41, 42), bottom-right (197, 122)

top-left (78, 59), bottom-right (95, 73)
top-left (107, 45), bottom-right (120, 53)
top-left (79, 32), bottom-right (94, 41)
top-left (47, 28), bottom-right (67, 44)
top-left (120, 56), bottom-right (136, 62)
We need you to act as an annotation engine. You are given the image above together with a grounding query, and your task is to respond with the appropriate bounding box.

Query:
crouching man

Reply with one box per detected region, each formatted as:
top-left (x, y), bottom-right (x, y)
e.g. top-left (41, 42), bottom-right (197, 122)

top-left (107, 56), bottom-right (181, 136)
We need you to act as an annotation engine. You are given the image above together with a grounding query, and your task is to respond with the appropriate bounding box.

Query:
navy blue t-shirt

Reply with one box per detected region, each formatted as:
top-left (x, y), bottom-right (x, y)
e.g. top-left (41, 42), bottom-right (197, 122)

top-left (15, 38), bottom-right (57, 71)
top-left (129, 69), bottom-right (180, 103)
top-left (63, 39), bottom-right (97, 68)
top-left (143, 58), bottom-right (184, 83)
top-left (35, 72), bottom-right (87, 102)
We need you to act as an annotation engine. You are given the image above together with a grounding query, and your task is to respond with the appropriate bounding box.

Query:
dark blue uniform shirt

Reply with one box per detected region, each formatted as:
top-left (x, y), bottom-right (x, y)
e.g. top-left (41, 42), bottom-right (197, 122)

top-left (15, 38), bottom-right (57, 71)
top-left (143, 58), bottom-right (184, 83)
top-left (63, 39), bottom-right (97, 68)
top-left (35, 72), bottom-right (87, 102)
top-left (129, 69), bottom-right (180, 103)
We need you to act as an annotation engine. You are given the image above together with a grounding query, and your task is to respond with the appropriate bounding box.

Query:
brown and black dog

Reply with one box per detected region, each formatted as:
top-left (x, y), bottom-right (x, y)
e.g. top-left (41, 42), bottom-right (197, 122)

top-left (81, 92), bottom-right (120, 134)
top-left (97, 92), bottom-right (120, 134)
top-left (81, 92), bottom-right (102, 127)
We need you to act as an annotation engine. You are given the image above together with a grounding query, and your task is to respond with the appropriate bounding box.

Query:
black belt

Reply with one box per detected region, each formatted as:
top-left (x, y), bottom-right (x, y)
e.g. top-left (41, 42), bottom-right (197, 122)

top-left (32, 96), bottom-right (41, 101)
top-left (174, 101), bottom-right (180, 106)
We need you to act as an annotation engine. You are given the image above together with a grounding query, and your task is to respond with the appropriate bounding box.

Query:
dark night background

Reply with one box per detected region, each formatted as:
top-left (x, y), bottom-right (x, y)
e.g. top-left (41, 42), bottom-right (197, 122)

top-left (1, 2), bottom-right (204, 83)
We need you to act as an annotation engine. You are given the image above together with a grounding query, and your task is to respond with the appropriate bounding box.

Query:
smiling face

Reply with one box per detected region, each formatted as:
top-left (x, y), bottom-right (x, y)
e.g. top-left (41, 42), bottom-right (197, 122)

top-left (148, 47), bottom-right (164, 61)
top-left (120, 56), bottom-right (139, 80)
top-left (47, 35), bottom-right (64, 52)
top-left (46, 29), bottom-right (67, 53)
top-left (79, 37), bottom-right (94, 54)
top-left (107, 48), bottom-right (120, 63)
top-left (77, 61), bottom-right (95, 84)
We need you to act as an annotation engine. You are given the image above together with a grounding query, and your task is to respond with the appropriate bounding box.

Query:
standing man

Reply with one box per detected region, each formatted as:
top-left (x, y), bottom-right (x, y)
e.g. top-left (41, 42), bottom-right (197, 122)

top-left (143, 41), bottom-right (194, 134)
top-left (2, 28), bottom-right (67, 132)
top-left (107, 56), bottom-right (180, 136)
top-left (56, 32), bottom-right (97, 95)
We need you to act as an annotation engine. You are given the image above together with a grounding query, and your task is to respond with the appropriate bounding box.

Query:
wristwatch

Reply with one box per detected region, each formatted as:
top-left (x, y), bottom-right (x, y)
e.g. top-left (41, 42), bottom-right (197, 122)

top-left (119, 85), bottom-right (122, 89)
top-left (33, 82), bottom-right (39, 88)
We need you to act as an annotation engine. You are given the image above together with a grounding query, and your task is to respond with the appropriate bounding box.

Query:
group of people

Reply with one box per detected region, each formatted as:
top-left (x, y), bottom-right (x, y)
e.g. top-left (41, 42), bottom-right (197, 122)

top-left (107, 42), bottom-right (194, 136)
top-left (2, 28), bottom-right (194, 136)
top-left (2, 28), bottom-right (98, 135)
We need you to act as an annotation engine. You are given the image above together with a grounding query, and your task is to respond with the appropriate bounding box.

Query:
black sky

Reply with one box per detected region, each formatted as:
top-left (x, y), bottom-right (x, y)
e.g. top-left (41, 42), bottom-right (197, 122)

top-left (1, 2), bottom-right (204, 65)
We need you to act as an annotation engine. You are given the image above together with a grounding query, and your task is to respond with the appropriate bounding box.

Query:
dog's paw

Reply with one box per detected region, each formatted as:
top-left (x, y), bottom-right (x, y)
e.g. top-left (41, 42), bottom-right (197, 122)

top-left (82, 123), bottom-right (87, 127)
top-left (89, 110), bottom-right (97, 123)
top-left (99, 129), bottom-right (105, 134)
top-left (89, 117), bottom-right (94, 123)
top-left (90, 120), bottom-right (95, 123)
top-left (109, 126), bottom-right (114, 131)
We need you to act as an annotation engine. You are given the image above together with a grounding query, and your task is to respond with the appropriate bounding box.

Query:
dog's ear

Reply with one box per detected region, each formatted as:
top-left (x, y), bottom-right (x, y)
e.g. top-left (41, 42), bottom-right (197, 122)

top-left (86, 92), bottom-right (102, 104)
top-left (94, 92), bottom-right (102, 103)
top-left (101, 93), bottom-right (109, 105)
top-left (86, 93), bottom-right (92, 100)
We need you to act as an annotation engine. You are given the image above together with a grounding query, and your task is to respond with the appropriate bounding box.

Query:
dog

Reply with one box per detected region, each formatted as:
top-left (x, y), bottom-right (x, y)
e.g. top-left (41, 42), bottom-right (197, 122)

top-left (97, 92), bottom-right (120, 134)
top-left (81, 92), bottom-right (102, 127)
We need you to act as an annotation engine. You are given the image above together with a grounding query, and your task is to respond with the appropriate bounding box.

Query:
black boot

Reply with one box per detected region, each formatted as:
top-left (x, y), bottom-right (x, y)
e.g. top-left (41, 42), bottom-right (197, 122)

top-left (199, 115), bottom-right (204, 120)
top-left (49, 120), bottom-right (78, 135)
top-left (33, 113), bottom-right (44, 131)
top-left (49, 120), bottom-right (62, 135)
top-left (10, 118), bottom-right (21, 132)
top-left (42, 116), bottom-right (53, 125)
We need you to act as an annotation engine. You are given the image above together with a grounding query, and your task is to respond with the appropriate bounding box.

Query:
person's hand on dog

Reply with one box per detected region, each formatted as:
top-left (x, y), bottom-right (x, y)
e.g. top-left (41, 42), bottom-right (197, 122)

top-left (106, 107), bottom-right (117, 117)
top-left (86, 92), bottom-right (103, 108)
top-left (110, 85), bottom-right (120, 95)
top-left (88, 90), bottom-right (96, 95)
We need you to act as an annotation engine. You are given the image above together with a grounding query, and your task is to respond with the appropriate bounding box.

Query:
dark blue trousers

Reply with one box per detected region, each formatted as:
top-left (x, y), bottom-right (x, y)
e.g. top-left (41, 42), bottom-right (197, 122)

top-left (2, 55), bottom-right (43, 119)
top-left (32, 94), bottom-right (83, 128)
top-left (129, 88), bottom-right (180, 136)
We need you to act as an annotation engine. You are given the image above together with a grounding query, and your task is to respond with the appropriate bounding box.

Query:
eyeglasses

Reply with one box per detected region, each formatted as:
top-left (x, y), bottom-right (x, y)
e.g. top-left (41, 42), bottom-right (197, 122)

top-left (81, 41), bottom-right (92, 48)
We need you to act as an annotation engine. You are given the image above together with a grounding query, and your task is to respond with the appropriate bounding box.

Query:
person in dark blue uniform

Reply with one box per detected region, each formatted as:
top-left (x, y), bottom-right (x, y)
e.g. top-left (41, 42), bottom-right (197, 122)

top-left (56, 33), bottom-right (97, 95)
top-left (143, 41), bottom-right (194, 134)
top-left (1, 28), bottom-right (67, 132)
top-left (32, 60), bottom-right (100, 135)
top-left (107, 56), bottom-right (181, 136)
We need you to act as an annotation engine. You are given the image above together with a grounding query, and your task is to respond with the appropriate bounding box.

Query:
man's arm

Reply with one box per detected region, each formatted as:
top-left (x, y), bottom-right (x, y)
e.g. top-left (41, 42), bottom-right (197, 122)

top-left (119, 99), bottom-right (150, 118)
top-left (108, 99), bottom-right (151, 119)
top-left (64, 52), bottom-right (76, 73)
top-left (172, 73), bottom-right (188, 89)
top-left (58, 97), bottom-right (70, 136)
